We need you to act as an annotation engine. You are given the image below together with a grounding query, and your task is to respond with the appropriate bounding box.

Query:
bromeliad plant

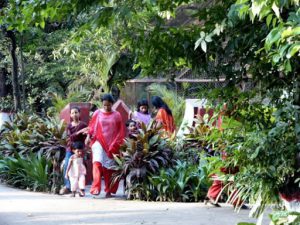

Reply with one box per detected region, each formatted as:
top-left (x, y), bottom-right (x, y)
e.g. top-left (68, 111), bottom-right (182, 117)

top-left (0, 113), bottom-right (67, 158)
top-left (177, 111), bottom-right (224, 164)
top-left (112, 121), bottom-right (174, 200)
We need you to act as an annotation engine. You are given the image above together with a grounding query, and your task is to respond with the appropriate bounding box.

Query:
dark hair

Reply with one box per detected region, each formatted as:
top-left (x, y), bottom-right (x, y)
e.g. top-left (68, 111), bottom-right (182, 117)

top-left (101, 93), bottom-right (115, 103)
top-left (137, 99), bottom-right (149, 113)
top-left (126, 119), bottom-right (137, 127)
top-left (71, 141), bottom-right (84, 150)
top-left (151, 96), bottom-right (172, 116)
top-left (70, 106), bottom-right (80, 113)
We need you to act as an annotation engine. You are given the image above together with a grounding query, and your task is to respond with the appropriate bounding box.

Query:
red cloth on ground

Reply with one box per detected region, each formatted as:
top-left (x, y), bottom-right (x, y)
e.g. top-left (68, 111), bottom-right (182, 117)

top-left (88, 109), bottom-right (125, 158)
top-left (155, 108), bottom-right (175, 135)
top-left (90, 162), bottom-right (119, 195)
top-left (207, 177), bottom-right (242, 206)
top-left (207, 179), bottom-right (223, 200)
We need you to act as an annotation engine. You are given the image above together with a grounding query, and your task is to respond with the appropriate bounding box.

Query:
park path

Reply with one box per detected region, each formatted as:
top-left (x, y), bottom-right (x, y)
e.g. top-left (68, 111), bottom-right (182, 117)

top-left (0, 183), bottom-right (268, 225)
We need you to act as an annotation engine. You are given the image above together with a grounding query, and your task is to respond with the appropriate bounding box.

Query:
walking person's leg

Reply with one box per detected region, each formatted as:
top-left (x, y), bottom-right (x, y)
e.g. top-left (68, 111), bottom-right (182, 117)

top-left (78, 174), bottom-right (86, 197)
top-left (205, 178), bottom-right (223, 207)
top-left (103, 167), bottom-right (119, 198)
top-left (90, 162), bottom-right (102, 195)
top-left (69, 176), bottom-right (79, 197)
top-left (60, 151), bottom-right (73, 194)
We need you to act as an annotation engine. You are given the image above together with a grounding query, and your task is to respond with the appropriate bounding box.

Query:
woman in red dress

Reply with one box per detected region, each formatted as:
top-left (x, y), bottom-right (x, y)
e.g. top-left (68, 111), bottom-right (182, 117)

top-left (86, 94), bottom-right (125, 197)
top-left (151, 96), bottom-right (175, 137)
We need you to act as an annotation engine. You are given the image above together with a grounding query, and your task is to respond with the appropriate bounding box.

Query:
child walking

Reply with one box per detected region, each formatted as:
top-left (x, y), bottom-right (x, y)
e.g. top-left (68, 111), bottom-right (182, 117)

top-left (65, 141), bottom-right (87, 197)
top-left (131, 99), bottom-right (151, 127)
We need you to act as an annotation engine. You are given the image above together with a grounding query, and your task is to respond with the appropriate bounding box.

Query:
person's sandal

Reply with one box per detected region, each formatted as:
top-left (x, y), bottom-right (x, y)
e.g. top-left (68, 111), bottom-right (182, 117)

top-left (105, 192), bottom-right (112, 198)
top-left (240, 204), bottom-right (249, 210)
top-left (59, 187), bottom-right (71, 195)
top-left (71, 191), bottom-right (76, 197)
top-left (204, 197), bottom-right (221, 207)
top-left (79, 189), bottom-right (85, 197)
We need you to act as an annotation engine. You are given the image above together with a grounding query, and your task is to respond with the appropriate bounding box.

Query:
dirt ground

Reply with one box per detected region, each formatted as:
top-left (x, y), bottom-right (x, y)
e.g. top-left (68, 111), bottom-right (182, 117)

top-left (0, 183), bottom-right (270, 225)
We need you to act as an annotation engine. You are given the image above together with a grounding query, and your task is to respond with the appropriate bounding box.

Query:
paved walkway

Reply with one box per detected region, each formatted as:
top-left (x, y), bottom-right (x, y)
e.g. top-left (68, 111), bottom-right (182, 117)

top-left (0, 183), bottom-right (269, 225)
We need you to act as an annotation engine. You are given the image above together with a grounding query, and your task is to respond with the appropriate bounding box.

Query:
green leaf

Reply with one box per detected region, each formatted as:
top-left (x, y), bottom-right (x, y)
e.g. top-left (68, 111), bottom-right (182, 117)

top-left (266, 14), bottom-right (273, 27)
top-left (194, 38), bottom-right (202, 50)
top-left (284, 60), bottom-right (292, 73)
top-left (205, 35), bottom-right (212, 43)
top-left (251, 1), bottom-right (263, 17)
top-left (40, 20), bottom-right (45, 29)
top-left (272, 17), bottom-right (277, 27)
top-left (265, 28), bottom-right (281, 50)
top-left (286, 43), bottom-right (300, 59)
top-left (281, 27), bottom-right (300, 39)
top-left (272, 2), bottom-right (280, 18)
top-left (201, 41), bottom-right (207, 52)
top-left (291, 27), bottom-right (300, 36)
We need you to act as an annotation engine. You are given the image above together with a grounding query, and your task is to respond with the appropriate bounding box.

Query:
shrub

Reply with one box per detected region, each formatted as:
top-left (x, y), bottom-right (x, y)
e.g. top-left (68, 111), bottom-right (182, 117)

top-left (0, 112), bottom-right (67, 192)
top-left (0, 152), bottom-right (52, 192)
top-left (112, 121), bottom-right (174, 200)
top-left (149, 159), bottom-right (212, 202)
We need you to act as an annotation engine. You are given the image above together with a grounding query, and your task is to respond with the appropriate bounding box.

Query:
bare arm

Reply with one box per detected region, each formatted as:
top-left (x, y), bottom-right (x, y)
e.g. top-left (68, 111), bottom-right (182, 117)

top-left (65, 157), bottom-right (73, 179)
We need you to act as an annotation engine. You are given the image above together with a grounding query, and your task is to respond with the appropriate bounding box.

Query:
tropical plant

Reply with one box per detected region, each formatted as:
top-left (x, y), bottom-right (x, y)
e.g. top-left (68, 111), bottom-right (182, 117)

top-left (0, 96), bottom-right (14, 112)
top-left (175, 111), bottom-right (225, 164)
top-left (0, 152), bottom-right (52, 192)
top-left (238, 211), bottom-right (300, 225)
top-left (149, 158), bottom-right (212, 202)
top-left (269, 211), bottom-right (300, 225)
top-left (112, 121), bottom-right (174, 200)
top-left (0, 112), bottom-right (67, 192)
top-left (207, 102), bottom-right (300, 220)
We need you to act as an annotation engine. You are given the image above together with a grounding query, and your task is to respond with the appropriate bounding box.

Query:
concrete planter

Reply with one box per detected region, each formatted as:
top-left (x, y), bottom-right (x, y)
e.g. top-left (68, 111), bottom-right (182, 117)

top-left (282, 199), bottom-right (300, 212)
top-left (0, 112), bottom-right (13, 129)
top-left (280, 191), bottom-right (300, 212)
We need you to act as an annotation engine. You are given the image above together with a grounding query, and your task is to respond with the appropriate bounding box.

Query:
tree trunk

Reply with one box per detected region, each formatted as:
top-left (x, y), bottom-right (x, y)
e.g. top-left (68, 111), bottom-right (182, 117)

top-left (0, 68), bottom-right (8, 97)
top-left (20, 34), bottom-right (26, 109)
top-left (6, 30), bottom-right (21, 111)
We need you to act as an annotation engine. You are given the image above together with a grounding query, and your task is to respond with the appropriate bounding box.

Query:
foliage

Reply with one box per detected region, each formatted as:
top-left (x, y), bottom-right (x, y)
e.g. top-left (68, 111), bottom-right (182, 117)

top-left (149, 159), bottom-right (211, 202)
top-left (0, 0), bottom-right (299, 216)
top-left (179, 111), bottom-right (224, 162)
top-left (112, 121), bottom-right (173, 200)
top-left (47, 90), bottom-right (93, 116)
top-left (0, 96), bottom-right (14, 112)
top-left (148, 84), bottom-right (185, 127)
top-left (209, 101), bottom-right (300, 220)
top-left (0, 113), bottom-right (67, 157)
top-left (0, 112), bottom-right (67, 192)
top-left (54, 26), bottom-right (119, 93)
top-left (0, 152), bottom-right (52, 192)
top-left (269, 211), bottom-right (300, 225)
top-left (238, 211), bottom-right (300, 225)
top-left (229, 0), bottom-right (300, 73)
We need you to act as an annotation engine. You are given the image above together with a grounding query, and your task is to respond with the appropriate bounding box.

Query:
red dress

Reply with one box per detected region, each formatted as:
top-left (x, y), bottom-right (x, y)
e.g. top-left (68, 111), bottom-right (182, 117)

top-left (155, 108), bottom-right (175, 136)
